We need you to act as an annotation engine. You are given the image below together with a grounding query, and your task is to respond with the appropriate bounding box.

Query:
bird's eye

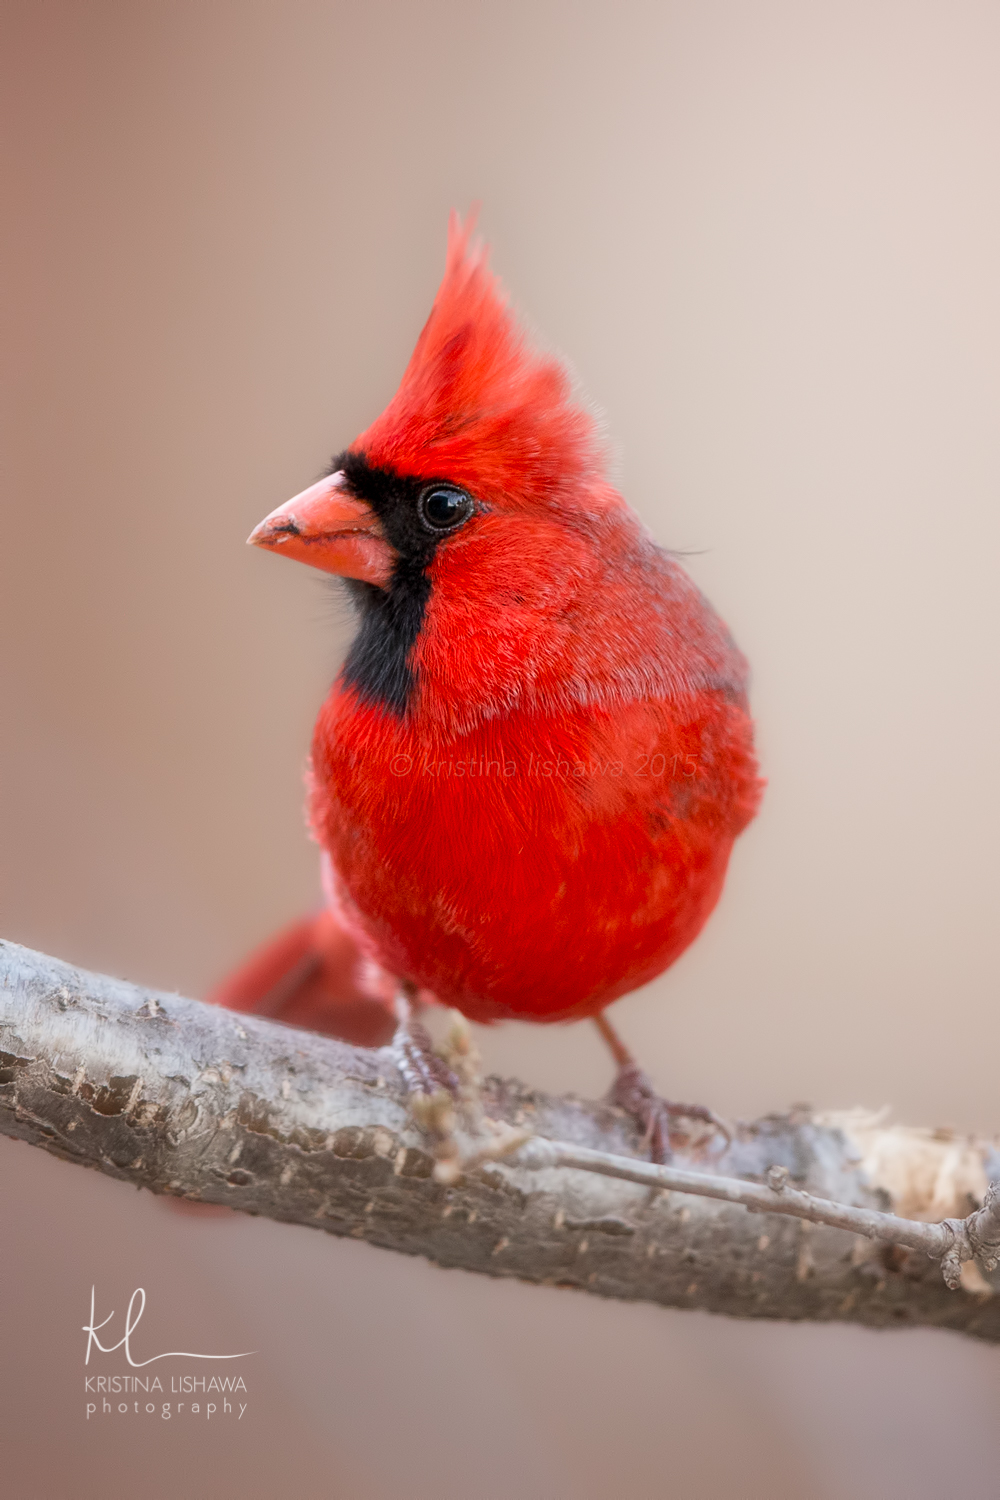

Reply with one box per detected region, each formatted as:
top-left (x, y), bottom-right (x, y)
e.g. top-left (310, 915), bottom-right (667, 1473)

top-left (418, 485), bottom-right (474, 533)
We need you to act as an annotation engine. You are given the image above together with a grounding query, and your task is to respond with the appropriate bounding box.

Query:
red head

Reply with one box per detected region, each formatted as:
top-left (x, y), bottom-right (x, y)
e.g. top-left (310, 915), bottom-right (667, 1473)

top-left (249, 212), bottom-right (611, 589)
top-left (248, 215), bottom-right (731, 728)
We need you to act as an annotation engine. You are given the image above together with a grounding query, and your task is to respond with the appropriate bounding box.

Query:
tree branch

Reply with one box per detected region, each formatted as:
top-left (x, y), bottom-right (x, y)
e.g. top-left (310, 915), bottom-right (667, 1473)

top-left (2, 938), bottom-right (999, 1341)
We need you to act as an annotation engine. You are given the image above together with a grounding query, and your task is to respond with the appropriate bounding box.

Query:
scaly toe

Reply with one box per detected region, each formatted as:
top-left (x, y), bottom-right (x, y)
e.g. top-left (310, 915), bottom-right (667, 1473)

top-left (609, 1063), bottom-right (729, 1163)
top-left (392, 1013), bottom-right (460, 1097)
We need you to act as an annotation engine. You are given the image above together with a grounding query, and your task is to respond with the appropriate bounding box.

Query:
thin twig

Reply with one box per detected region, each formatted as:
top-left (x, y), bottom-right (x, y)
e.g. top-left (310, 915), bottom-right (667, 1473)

top-left (515, 1138), bottom-right (1000, 1289)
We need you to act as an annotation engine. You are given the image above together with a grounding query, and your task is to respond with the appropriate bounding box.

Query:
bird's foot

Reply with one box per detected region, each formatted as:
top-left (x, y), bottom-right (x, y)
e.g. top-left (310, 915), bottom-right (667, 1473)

top-left (392, 996), bottom-right (460, 1098)
top-left (610, 1063), bottom-right (731, 1164)
top-left (393, 1000), bottom-right (531, 1183)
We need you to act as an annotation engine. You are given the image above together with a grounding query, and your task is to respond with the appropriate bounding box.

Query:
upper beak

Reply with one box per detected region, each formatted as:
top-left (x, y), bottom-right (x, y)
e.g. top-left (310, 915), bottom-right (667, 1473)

top-left (248, 472), bottom-right (394, 588)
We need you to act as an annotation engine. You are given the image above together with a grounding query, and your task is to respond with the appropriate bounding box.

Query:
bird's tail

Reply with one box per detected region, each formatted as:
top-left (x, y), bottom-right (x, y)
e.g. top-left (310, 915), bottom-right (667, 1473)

top-left (207, 907), bottom-right (396, 1048)
top-left (165, 909), bottom-right (395, 1221)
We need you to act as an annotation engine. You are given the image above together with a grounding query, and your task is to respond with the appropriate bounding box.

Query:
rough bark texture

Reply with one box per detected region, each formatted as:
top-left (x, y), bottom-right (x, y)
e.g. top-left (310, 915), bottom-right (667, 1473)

top-left (2, 938), bottom-right (998, 1340)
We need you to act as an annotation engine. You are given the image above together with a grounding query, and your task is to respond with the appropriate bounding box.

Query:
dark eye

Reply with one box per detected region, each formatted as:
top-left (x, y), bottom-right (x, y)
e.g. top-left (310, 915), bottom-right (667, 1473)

top-left (418, 484), bottom-right (474, 533)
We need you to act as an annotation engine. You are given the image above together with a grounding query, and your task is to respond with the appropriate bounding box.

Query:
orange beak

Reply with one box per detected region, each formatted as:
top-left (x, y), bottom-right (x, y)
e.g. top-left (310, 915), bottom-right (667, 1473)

top-left (247, 472), bottom-right (395, 588)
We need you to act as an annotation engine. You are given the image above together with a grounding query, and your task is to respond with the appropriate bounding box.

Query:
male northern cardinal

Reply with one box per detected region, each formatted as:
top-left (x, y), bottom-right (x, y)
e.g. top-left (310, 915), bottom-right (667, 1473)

top-left (213, 214), bottom-right (762, 1159)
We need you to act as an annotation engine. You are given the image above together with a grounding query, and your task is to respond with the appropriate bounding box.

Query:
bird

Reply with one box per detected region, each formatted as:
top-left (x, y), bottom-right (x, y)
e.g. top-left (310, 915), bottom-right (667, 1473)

top-left (213, 212), bottom-right (763, 1161)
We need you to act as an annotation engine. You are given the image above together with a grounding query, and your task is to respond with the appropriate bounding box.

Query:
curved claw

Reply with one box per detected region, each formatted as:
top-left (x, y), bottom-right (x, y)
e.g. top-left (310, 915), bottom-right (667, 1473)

top-left (667, 1099), bottom-right (733, 1146)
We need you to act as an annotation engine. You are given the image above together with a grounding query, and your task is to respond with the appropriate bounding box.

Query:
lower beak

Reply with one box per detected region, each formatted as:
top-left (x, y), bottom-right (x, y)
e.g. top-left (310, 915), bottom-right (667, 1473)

top-left (248, 473), bottom-right (394, 588)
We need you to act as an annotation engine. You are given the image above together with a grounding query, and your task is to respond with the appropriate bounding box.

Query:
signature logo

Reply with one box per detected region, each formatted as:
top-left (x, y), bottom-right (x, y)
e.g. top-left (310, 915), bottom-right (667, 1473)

top-left (83, 1287), bottom-right (255, 1367)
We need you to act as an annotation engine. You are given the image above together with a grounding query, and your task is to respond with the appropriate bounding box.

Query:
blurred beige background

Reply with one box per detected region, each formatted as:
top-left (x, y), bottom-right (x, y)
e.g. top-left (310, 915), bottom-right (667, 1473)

top-left (3, 1), bottom-right (1000, 1495)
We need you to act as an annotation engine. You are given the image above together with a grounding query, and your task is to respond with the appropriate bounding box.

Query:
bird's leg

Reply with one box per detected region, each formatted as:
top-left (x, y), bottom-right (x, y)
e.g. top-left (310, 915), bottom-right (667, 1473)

top-left (392, 985), bottom-right (460, 1096)
top-left (390, 1002), bottom-right (533, 1184)
top-left (594, 1012), bottom-right (730, 1164)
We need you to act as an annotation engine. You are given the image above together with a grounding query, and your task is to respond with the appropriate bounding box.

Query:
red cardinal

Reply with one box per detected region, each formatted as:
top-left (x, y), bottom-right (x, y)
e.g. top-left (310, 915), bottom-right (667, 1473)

top-left (213, 214), bottom-right (762, 1159)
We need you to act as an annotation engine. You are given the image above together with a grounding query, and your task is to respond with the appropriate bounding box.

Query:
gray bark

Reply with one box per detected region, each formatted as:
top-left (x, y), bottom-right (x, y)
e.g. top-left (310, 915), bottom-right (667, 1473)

top-left (2, 937), bottom-right (998, 1341)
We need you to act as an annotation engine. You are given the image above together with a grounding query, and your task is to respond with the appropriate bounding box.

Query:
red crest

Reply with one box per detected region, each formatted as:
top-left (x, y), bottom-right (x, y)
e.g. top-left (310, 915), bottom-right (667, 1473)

top-left (352, 213), bottom-right (605, 508)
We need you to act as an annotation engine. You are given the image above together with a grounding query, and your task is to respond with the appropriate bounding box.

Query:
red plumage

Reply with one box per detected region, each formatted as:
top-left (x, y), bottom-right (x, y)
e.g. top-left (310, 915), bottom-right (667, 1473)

top-left (220, 213), bottom-right (762, 1061)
